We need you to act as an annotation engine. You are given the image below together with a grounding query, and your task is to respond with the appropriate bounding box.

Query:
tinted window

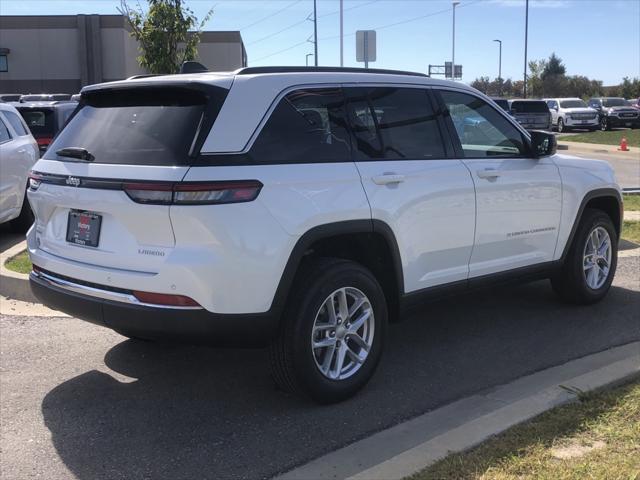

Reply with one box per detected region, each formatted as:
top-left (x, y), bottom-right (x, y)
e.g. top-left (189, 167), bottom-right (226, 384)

top-left (249, 88), bottom-right (350, 164)
top-left (560, 99), bottom-right (587, 108)
top-left (3, 111), bottom-right (29, 136)
top-left (44, 88), bottom-right (216, 166)
top-left (0, 118), bottom-right (11, 143)
top-left (439, 90), bottom-right (526, 158)
top-left (345, 87), bottom-right (445, 160)
top-left (493, 99), bottom-right (510, 111)
top-left (510, 101), bottom-right (549, 113)
top-left (19, 109), bottom-right (55, 136)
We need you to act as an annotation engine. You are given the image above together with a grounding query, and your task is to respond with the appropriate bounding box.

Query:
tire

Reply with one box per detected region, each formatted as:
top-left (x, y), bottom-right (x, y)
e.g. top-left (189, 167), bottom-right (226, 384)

top-left (557, 117), bottom-right (567, 133)
top-left (10, 194), bottom-right (34, 233)
top-left (269, 258), bottom-right (387, 404)
top-left (600, 117), bottom-right (610, 131)
top-left (551, 208), bottom-right (618, 305)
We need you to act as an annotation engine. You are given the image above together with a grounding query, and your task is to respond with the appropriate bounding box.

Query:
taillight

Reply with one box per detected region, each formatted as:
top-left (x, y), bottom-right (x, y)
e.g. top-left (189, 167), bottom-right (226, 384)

top-left (28, 172), bottom-right (44, 191)
top-left (36, 137), bottom-right (53, 148)
top-left (132, 291), bottom-right (201, 307)
top-left (123, 181), bottom-right (262, 205)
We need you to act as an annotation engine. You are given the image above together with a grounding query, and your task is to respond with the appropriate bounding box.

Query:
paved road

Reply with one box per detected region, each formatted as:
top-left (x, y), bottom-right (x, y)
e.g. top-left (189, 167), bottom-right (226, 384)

top-left (1, 254), bottom-right (638, 480)
top-left (568, 150), bottom-right (640, 189)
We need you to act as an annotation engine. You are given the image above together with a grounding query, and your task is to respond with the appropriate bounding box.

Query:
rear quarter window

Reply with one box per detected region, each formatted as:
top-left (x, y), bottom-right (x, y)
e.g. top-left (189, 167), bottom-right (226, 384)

top-left (19, 109), bottom-right (55, 136)
top-left (3, 110), bottom-right (30, 136)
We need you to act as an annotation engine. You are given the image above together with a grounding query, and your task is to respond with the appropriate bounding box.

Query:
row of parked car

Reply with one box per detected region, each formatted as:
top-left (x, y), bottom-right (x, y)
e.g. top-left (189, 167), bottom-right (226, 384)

top-left (491, 96), bottom-right (640, 133)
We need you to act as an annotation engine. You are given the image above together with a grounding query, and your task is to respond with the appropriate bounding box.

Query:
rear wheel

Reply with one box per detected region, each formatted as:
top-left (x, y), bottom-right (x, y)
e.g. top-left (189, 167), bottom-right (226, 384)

top-left (269, 258), bottom-right (387, 403)
top-left (551, 209), bottom-right (617, 304)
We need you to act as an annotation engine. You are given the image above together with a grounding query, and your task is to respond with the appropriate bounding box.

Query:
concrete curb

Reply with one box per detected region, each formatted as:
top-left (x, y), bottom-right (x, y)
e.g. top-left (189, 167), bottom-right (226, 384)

top-left (0, 240), bottom-right (37, 303)
top-left (274, 342), bottom-right (640, 480)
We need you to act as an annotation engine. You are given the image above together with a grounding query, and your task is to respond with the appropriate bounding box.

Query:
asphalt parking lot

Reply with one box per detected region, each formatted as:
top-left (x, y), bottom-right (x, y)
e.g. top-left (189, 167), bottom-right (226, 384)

top-left (1, 253), bottom-right (638, 480)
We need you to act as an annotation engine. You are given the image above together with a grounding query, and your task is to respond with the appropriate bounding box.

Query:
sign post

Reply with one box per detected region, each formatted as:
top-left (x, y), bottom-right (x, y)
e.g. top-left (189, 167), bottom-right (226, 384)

top-left (356, 30), bottom-right (376, 69)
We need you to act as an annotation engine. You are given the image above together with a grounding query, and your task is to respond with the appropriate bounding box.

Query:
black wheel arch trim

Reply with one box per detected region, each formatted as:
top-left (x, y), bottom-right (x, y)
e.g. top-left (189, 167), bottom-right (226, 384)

top-left (559, 187), bottom-right (623, 262)
top-left (269, 219), bottom-right (405, 318)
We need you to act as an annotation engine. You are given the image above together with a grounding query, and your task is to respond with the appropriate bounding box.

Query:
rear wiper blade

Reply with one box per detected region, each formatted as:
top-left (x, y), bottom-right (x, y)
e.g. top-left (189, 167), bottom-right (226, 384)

top-left (55, 147), bottom-right (94, 162)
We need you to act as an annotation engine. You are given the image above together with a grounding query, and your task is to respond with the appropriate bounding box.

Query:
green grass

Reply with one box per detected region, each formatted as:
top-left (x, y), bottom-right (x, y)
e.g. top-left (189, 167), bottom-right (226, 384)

top-left (409, 380), bottom-right (640, 480)
top-left (624, 194), bottom-right (640, 211)
top-left (4, 250), bottom-right (32, 274)
top-left (557, 129), bottom-right (640, 147)
top-left (622, 221), bottom-right (640, 244)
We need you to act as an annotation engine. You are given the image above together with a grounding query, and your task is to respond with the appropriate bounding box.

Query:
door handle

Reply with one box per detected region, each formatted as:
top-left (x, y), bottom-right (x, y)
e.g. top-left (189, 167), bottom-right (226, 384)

top-left (476, 169), bottom-right (502, 179)
top-left (372, 174), bottom-right (405, 185)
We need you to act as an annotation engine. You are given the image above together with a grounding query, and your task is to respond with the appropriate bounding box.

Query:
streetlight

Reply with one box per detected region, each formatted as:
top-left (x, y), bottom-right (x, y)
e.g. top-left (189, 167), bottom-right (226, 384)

top-left (493, 39), bottom-right (502, 81)
top-left (452, 1), bottom-right (460, 79)
top-left (313, 0), bottom-right (318, 66)
top-left (306, 53), bottom-right (314, 66)
top-left (523, 0), bottom-right (529, 97)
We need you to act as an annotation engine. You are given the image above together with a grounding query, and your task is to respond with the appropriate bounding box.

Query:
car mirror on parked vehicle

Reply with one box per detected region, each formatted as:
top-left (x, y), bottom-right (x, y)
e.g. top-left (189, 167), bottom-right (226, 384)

top-left (530, 130), bottom-right (557, 158)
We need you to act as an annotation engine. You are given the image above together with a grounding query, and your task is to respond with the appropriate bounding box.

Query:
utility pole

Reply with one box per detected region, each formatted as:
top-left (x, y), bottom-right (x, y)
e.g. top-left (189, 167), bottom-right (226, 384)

top-left (313, 0), bottom-right (318, 66)
top-left (452, 1), bottom-right (459, 76)
top-left (339, 0), bottom-right (344, 67)
top-left (523, 0), bottom-right (529, 98)
top-left (493, 39), bottom-right (502, 80)
top-left (306, 53), bottom-right (313, 66)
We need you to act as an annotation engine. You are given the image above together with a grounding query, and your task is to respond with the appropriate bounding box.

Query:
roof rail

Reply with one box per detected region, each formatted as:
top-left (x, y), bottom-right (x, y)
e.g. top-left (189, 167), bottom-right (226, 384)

top-left (127, 74), bottom-right (163, 80)
top-left (235, 66), bottom-right (428, 77)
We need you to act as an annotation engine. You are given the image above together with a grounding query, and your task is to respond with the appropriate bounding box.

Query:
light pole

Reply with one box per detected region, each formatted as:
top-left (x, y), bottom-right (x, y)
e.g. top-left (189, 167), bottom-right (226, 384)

top-left (452, 1), bottom-right (460, 79)
top-left (493, 39), bottom-right (502, 81)
top-left (306, 53), bottom-right (314, 66)
top-left (313, 0), bottom-right (318, 66)
top-left (339, 0), bottom-right (344, 67)
top-left (523, 0), bottom-right (529, 97)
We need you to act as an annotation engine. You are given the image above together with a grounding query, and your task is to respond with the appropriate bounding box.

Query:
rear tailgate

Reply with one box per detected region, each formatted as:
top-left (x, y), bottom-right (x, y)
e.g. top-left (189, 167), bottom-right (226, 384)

top-left (28, 82), bottom-right (229, 274)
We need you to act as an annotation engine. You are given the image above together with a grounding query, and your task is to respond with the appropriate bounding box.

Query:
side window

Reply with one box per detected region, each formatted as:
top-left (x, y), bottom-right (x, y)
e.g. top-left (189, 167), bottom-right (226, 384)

top-left (345, 87), bottom-right (445, 160)
top-left (0, 117), bottom-right (12, 144)
top-left (439, 90), bottom-right (526, 158)
top-left (3, 111), bottom-right (29, 136)
top-left (547, 100), bottom-right (557, 109)
top-left (249, 88), bottom-right (350, 164)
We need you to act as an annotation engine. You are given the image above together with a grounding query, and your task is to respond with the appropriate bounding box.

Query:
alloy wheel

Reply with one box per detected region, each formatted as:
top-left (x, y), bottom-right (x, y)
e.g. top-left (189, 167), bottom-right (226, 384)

top-left (583, 226), bottom-right (612, 290)
top-left (311, 287), bottom-right (375, 381)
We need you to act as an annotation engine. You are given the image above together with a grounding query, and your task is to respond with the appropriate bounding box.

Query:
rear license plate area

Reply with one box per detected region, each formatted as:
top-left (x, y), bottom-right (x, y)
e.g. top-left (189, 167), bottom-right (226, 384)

top-left (66, 210), bottom-right (102, 247)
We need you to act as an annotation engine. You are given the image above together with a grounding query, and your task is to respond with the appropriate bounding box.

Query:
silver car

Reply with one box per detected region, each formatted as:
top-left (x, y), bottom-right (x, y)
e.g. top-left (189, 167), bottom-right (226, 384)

top-left (0, 102), bottom-right (39, 231)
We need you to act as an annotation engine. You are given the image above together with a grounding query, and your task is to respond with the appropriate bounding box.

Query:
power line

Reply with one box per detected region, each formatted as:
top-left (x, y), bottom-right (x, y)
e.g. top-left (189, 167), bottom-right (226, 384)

top-left (247, 16), bottom-right (311, 46)
top-left (251, 40), bottom-right (310, 63)
top-left (317, 0), bottom-right (380, 19)
top-left (240, 0), bottom-right (303, 31)
top-left (319, 0), bottom-right (481, 41)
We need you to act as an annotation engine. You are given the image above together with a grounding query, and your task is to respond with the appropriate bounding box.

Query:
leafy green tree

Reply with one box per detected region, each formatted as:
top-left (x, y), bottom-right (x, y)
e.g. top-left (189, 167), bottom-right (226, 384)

top-left (119, 0), bottom-right (213, 74)
top-left (527, 59), bottom-right (547, 97)
top-left (541, 53), bottom-right (566, 80)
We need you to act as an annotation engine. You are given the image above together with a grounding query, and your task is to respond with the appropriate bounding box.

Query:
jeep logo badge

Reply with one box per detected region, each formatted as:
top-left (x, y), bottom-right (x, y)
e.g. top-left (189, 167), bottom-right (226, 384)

top-left (66, 177), bottom-right (81, 187)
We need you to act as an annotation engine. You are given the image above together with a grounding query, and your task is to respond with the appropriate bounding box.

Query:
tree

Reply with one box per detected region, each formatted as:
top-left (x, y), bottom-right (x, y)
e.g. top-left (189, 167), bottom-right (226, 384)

top-left (119, 0), bottom-right (213, 74)
top-left (527, 59), bottom-right (547, 98)
top-left (541, 53), bottom-right (566, 80)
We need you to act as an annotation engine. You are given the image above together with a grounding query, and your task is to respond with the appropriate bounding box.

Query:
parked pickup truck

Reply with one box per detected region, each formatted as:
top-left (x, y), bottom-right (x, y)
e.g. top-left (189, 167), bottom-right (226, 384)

top-left (588, 97), bottom-right (640, 131)
top-left (508, 99), bottom-right (551, 131)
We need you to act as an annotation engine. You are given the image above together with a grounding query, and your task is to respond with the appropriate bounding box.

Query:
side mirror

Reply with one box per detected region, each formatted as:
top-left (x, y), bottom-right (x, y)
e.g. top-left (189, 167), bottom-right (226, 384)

top-left (530, 130), bottom-right (557, 158)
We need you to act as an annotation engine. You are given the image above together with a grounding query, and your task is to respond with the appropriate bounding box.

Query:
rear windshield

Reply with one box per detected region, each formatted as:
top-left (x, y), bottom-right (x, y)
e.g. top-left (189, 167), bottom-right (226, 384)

top-left (493, 99), bottom-right (509, 111)
top-left (44, 87), bottom-right (221, 166)
top-left (19, 108), bottom-right (55, 136)
top-left (560, 100), bottom-right (587, 108)
top-left (510, 101), bottom-right (549, 113)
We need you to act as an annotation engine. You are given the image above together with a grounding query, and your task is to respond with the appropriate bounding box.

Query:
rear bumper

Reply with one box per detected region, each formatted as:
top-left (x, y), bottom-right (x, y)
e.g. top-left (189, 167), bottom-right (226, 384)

top-left (30, 270), bottom-right (279, 347)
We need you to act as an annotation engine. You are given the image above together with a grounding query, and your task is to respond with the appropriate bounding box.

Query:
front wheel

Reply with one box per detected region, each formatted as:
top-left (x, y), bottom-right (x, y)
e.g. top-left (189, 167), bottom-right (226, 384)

top-left (600, 117), bottom-right (610, 131)
top-left (269, 258), bottom-right (387, 403)
top-left (551, 209), bottom-right (618, 304)
top-left (557, 118), bottom-right (567, 133)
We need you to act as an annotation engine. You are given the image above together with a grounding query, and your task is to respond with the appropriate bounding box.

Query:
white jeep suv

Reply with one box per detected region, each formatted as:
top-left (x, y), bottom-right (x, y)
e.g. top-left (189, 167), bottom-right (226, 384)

top-left (545, 98), bottom-right (599, 132)
top-left (27, 67), bottom-right (622, 403)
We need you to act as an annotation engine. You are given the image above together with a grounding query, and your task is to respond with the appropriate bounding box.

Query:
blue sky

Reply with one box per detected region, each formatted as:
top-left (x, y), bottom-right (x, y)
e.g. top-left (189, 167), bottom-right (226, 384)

top-left (1, 0), bottom-right (639, 84)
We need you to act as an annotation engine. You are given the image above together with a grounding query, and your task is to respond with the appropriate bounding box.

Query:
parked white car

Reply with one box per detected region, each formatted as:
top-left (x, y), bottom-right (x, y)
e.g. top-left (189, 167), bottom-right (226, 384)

top-left (544, 98), bottom-right (599, 132)
top-left (0, 102), bottom-right (39, 231)
top-left (27, 68), bottom-right (622, 403)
